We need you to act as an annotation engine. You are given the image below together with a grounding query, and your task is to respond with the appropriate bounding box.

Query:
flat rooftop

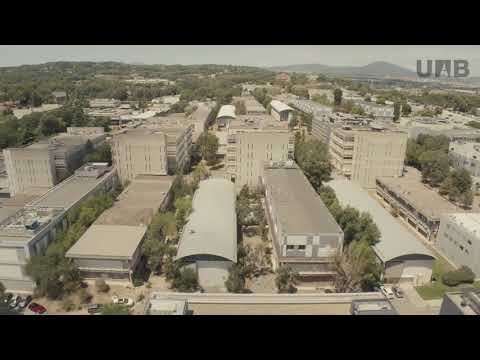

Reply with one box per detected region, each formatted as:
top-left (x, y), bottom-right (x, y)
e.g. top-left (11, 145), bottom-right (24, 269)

top-left (229, 115), bottom-right (289, 131)
top-left (264, 165), bottom-right (342, 235)
top-left (95, 175), bottom-right (173, 227)
top-left (443, 213), bottom-right (480, 236)
top-left (66, 224), bottom-right (147, 260)
top-left (27, 165), bottom-right (116, 210)
top-left (445, 289), bottom-right (480, 315)
top-left (377, 167), bottom-right (465, 220)
top-left (449, 141), bottom-right (480, 159)
top-left (0, 194), bottom-right (41, 223)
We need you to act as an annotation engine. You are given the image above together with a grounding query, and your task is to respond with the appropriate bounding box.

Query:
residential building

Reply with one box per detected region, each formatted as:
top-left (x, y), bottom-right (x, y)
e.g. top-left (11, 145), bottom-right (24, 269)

top-left (437, 213), bottom-right (480, 277)
top-left (263, 163), bottom-right (343, 278)
top-left (350, 299), bottom-right (398, 315)
top-left (175, 179), bottom-right (237, 292)
top-left (225, 115), bottom-right (294, 190)
top-left (329, 125), bottom-right (407, 189)
top-left (66, 175), bottom-right (172, 282)
top-left (0, 163), bottom-right (118, 292)
top-left (376, 167), bottom-right (466, 241)
top-left (51, 91), bottom-right (67, 104)
top-left (449, 141), bottom-right (480, 177)
top-left (3, 143), bottom-right (56, 197)
top-left (89, 98), bottom-right (121, 108)
top-left (440, 288), bottom-right (480, 315)
top-left (327, 179), bottom-right (435, 285)
top-left (142, 116), bottom-right (193, 174)
top-left (216, 105), bottom-right (236, 128)
top-left (112, 128), bottom-right (168, 183)
top-left (270, 100), bottom-right (294, 122)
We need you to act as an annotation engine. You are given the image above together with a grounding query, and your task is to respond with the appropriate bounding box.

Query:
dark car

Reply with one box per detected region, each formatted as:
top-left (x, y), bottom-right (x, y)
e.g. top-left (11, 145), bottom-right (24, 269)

top-left (87, 304), bottom-right (104, 314)
top-left (3, 293), bottom-right (13, 304)
top-left (18, 295), bottom-right (33, 309)
top-left (392, 286), bottom-right (404, 298)
top-left (28, 302), bottom-right (47, 314)
top-left (9, 295), bottom-right (22, 309)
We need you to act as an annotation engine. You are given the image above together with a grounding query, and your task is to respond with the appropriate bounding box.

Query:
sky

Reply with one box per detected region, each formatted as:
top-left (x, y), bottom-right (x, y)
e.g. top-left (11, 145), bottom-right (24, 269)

top-left (1, 45), bottom-right (480, 75)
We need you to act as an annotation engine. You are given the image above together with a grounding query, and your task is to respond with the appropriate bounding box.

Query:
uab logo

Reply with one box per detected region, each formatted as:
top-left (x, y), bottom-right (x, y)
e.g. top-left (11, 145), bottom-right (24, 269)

top-left (417, 60), bottom-right (470, 78)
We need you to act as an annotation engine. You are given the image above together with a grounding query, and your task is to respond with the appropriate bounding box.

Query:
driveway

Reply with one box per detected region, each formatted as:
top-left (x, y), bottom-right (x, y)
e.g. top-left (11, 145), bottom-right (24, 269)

top-left (389, 284), bottom-right (440, 315)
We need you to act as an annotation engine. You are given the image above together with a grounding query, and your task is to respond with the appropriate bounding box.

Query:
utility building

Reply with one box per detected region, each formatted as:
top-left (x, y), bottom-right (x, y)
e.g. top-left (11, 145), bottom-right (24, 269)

top-left (175, 179), bottom-right (237, 292)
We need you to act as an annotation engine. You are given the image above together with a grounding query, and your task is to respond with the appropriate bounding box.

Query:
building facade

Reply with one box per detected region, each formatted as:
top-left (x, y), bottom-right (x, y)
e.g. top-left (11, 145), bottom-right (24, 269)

top-left (437, 213), bottom-right (480, 277)
top-left (329, 126), bottom-right (407, 189)
top-left (449, 141), bottom-right (480, 177)
top-left (225, 116), bottom-right (294, 190)
top-left (112, 129), bottom-right (168, 183)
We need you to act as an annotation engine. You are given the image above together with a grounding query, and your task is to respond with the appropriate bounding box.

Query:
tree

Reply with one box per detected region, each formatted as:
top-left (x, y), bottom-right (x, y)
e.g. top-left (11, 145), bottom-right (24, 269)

top-left (460, 189), bottom-right (474, 209)
top-left (101, 304), bottom-right (131, 315)
top-left (295, 139), bottom-right (332, 191)
top-left (192, 162), bottom-right (209, 189)
top-left (393, 102), bottom-right (401, 121)
top-left (333, 241), bottom-right (382, 293)
top-left (197, 132), bottom-right (219, 164)
top-left (39, 115), bottom-right (65, 136)
top-left (95, 279), bottom-right (110, 293)
top-left (442, 266), bottom-right (475, 286)
top-left (333, 88), bottom-right (342, 106)
top-left (85, 143), bottom-right (112, 165)
top-left (419, 151), bottom-right (450, 186)
top-left (275, 266), bottom-right (299, 293)
top-left (401, 102), bottom-right (412, 116)
top-left (225, 265), bottom-right (247, 293)
top-left (174, 196), bottom-right (192, 229)
top-left (234, 100), bottom-right (247, 115)
top-left (171, 268), bottom-right (199, 292)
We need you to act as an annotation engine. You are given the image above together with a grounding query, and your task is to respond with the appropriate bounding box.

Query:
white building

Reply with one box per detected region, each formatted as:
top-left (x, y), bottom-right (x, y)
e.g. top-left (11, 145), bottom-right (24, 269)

top-left (437, 213), bottom-right (480, 278)
top-left (270, 100), bottom-right (294, 122)
top-left (216, 105), bottom-right (236, 128)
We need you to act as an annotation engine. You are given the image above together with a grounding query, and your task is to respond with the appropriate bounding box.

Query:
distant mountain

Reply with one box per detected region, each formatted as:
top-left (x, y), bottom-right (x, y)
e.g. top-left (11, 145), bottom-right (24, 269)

top-left (268, 61), bottom-right (417, 79)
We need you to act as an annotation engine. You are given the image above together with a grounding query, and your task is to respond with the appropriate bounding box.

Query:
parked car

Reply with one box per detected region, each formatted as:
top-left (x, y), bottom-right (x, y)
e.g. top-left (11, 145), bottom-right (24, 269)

top-left (18, 296), bottom-right (33, 310)
top-left (111, 296), bottom-right (134, 307)
top-left (392, 286), bottom-right (404, 298)
top-left (2, 293), bottom-right (13, 304)
top-left (9, 295), bottom-right (22, 309)
top-left (380, 286), bottom-right (395, 300)
top-left (28, 302), bottom-right (47, 314)
top-left (87, 304), bottom-right (104, 314)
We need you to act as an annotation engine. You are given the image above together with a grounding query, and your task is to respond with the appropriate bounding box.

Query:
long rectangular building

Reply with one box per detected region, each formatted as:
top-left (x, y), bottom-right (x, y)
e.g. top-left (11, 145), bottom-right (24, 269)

top-left (263, 163), bottom-right (343, 278)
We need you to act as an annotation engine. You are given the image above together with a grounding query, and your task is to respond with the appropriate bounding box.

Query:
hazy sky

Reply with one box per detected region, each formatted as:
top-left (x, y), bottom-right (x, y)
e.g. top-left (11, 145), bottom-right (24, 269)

top-left (1, 45), bottom-right (480, 74)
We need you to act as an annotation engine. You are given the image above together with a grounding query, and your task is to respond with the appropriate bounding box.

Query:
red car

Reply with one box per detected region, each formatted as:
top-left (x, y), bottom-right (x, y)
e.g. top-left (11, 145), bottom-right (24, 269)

top-left (28, 302), bottom-right (47, 314)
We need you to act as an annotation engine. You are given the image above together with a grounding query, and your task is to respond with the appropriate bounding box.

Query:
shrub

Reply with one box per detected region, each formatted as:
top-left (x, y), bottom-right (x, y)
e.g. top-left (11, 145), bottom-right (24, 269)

top-left (95, 279), bottom-right (110, 293)
top-left (171, 268), bottom-right (199, 292)
top-left (136, 294), bottom-right (145, 302)
top-left (78, 288), bottom-right (92, 304)
top-left (61, 298), bottom-right (76, 312)
top-left (132, 278), bottom-right (144, 287)
top-left (442, 266), bottom-right (475, 286)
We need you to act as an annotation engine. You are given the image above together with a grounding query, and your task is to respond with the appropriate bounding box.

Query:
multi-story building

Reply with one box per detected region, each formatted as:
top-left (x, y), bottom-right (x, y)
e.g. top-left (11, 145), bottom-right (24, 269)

top-left (225, 115), bottom-right (294, 190)
top-left (188, 102), bottom-right (216, 142)
top-left (3, 143), bottom-right (57, 197)
top-left (356, 101), bottom-right (394, 120)
top-left (112, 129), bottom-right (168, 183)
top-left (290, 99), bottom-right (332, 118)
top-left (311, 112), bottom-right (369, 144)
top-left (216, 105), bottom-right (236, 128)
top-left (329, 125), bottom-right (407, 189)
top-left (437, 213), bottom-right (480, 277)
top-left (270, 100), bottom-right (294, 122)
top-left (0, 163), bottom-right (118, 292)
top-left (376, 167), bottom-right (464, 241)
top-left (263, 163), bottom-right (343, 278)
top-left (142, 116), bottom-right (193, 174)
top-left (449, 141), bottom-right (480, 177)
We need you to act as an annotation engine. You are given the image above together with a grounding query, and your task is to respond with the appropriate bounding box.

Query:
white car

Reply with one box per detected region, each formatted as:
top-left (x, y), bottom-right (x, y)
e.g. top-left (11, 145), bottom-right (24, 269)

top-left (111, 295), bottom-right (134, 307)
top-left (380, 286), bottom-right (395, 300)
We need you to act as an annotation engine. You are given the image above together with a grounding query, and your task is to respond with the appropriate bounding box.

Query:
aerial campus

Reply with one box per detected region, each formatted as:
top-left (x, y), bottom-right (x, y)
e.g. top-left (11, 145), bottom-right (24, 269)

top-left (1, 45), bottom-right (480, 316)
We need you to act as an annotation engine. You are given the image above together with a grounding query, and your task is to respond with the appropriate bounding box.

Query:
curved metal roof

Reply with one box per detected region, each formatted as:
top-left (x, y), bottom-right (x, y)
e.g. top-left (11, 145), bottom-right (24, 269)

top-left (175, 178), bottom-right (237, 263)
top-left (270, 100), bottom-right (294, 113)
top-left (326, 179), bottom-right (435, 263)
top-left (216, 105), bottom-right (236, 119)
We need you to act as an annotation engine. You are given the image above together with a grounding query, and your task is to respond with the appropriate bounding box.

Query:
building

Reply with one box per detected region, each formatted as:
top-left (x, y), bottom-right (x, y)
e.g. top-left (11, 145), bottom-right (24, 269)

top-left (439, 288), bottom-right (480, 315)
top-left (0, 163), bottom-right (118, 292)
top-left (270, 100), bottom-right (294, 122)
top-left (66, 175), bottom-right (173, 282)
top-left (409, 126), bottom-right (480, 142)
top-left (350, 299), bottom-right (398, 315)
top-left (225, 115), bottom-right (294, 189)
top-left (175, 179), bottom-right (237, 292)
top-left (188, 102), bottom-right (215, 142)
top-left (243, 96), bottom-right (266, 115)
top-left (112, 129), bottom-right (168, 183)
top-left (263, 163), bottom-right (343, 278)
top-left (216, 105), bottom-right (236, 128)
top-left (376, 167), bottom-right (465, 241)
top-left (89, 98), bottom-right (121, 108)
top-left (311, 112), bottom-right (370, 144)
top-left (329, 125), bottom-right (407, 189)
top-left (3, 143), bottom-right (57, 197)
top-left (290, 99), bottom-right (332, 117)
top-left (449, 141), bottom-right (480, 177)
top-left (142, 116), bottom-right (193, 174)
top-left (51, 91), bottom-right (67, 104)
top-left (356, 101), bottom-right (394, 120)
top-left (276, 73), bottom-right (291, 82)
top-left (147, 293), bottom-right (188, 315)
top-left (327, 179), bottom-right (435, 285)
top-left (437, 213), bottom-right (480, 277)
top-left (66, 127), bottom-right (105, 136)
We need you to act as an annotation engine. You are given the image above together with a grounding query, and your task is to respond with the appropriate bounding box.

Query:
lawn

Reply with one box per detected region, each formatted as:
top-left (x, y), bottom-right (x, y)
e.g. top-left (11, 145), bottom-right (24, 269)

top-left (415, 258), bottom-right (480, 300)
